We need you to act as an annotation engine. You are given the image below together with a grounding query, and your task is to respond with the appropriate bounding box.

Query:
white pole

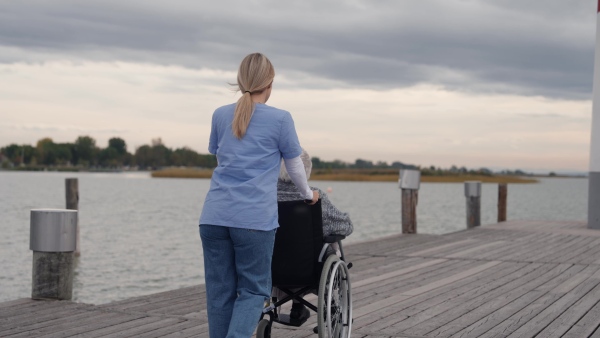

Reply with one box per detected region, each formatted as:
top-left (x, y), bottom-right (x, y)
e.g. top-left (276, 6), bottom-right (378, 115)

top-left (590, 0), bottom-right (600, 229)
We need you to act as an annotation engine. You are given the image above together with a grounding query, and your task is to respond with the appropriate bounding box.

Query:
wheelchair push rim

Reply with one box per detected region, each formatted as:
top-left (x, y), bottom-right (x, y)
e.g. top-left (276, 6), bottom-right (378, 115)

top-left (318, 254), bottom-right (352, 338)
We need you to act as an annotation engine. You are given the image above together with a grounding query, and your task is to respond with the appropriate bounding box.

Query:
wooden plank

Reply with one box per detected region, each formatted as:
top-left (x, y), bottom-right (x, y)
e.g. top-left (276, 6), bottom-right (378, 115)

top-left (445, 241), bottom-right (507, 258)
top-left (545, 236), bottom-right (598, 263)
top-left (406, 239), bottom-right (478, 257)
top-left (571, 240), bottom-right (600, 264)
top-left (0, 298), bottom-right (34, 309)
top-left (556, 237), bottom-right (600, 264)
top-left (401, 261), bottom-right (502, 297)
top-left (70, 316), bottom-right (161, 337)
top-left (353, 259), bottom-right (474, 306)
top-left (349, 256), bottom-right (422, 277)
top-left (405, 264), bottom-right (571, 336)
top-left (0, 304), bottom-right (96, 333)
top-left (536, 280), bottom-right (600, 337)
top-left (454, 264), bottom-right (587, 338)
top-left (353, 259), bottom-right (468, 303)
top-left (352, 259), bottom-right (447, 288)
top-left (123, 293), bottom-right (205, 314)
top-left (99, 285), bottom-right (206, 310)
top-left (525, 235), bottom-right (582, 262)
top-left (5, 311), bottom-right (118, 337)
top-left (349, 234), bottom-right (434, 257)
top-left (374, 262), bottom-right (549, 335)
top-left (506, 266), bottom-right (600, 337)
top-left (391, 262), bottom-right (564, 336)
top-left (133, 319), bottom-right (203, 338)
top-left (357, 262), bottom-right (527, 333)
top-left (98, 285), bottom-right (203, 310)
top-left (512, 233), bottom-right (579, 263)
top-left (436, 263), bottom-right (588, 337)
top-left (353, 261), bottom-right (501, 319)
top-left (0, 304), bottom-right (93, 335)
top-left (470, 233), bottom-right (552, 262)
top-left (159, 322), bottom-right (209, 338)
top-left (495, 234), bottom-right (568, 263)
top-left (476, 264), bottom-right (590, 338)
top-left (99, 318), bottom-right (184, 337)
top-left (350, 257), bottom-right (428, 284)
top-left (562, 293), bottom-right (600, 337)
top-left (35, 312), bottom-right (143, 338)
top-left (0, 300), bottom-right (68, 322)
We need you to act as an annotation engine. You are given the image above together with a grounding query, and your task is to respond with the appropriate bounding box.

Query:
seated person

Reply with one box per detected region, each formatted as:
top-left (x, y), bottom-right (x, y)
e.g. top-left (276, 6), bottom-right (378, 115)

top-left (278, 148), bottom-right (353, 238)
top-left (274, 148), bottom-right (353, 322)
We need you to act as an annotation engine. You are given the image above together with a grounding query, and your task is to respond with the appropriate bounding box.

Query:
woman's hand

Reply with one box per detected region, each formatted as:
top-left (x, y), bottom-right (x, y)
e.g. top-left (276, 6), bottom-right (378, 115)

top-left (306, 190), bottom-right (319, 205)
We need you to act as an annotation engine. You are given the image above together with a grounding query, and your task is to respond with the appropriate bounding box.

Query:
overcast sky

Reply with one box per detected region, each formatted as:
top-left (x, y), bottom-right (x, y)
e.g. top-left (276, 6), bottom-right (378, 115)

top-left (0, 0), bottom-right (597, 172)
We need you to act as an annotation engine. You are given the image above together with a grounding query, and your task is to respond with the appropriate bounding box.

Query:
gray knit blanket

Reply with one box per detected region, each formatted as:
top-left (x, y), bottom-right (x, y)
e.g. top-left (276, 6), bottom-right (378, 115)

top-left (277, 180), bottom-right (353, 237)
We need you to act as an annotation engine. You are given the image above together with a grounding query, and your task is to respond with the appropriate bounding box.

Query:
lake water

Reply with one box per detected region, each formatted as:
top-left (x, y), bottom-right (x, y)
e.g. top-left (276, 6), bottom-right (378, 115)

top-left (0, 171), bottom-right (588, 305)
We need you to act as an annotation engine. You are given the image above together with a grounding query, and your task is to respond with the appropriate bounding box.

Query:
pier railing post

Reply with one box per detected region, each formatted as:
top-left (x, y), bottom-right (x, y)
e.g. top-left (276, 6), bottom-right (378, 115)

top-left (30, 209), bottom-right (77, 300)
top-left (498, 183), bottom-right (507, 222)
top-left (65, 178), bottom-right (80, 255)
top-left (464, 181), bottom-right (481, 229)
top-left (399, 169), bottom-right (421, 234)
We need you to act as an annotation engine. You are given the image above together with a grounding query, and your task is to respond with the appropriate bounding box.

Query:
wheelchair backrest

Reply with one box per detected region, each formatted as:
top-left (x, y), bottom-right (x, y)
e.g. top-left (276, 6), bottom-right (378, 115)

top-left (272, 199), bottom-right (324, 288)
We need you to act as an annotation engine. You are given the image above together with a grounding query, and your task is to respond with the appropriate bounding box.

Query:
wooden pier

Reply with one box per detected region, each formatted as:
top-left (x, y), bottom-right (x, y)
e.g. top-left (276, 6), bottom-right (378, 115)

top-left (3, 220), bottom-right (600, 337)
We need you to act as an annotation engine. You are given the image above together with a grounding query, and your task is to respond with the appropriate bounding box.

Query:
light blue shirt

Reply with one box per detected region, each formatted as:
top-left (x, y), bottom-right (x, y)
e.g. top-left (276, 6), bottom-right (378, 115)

top-left (199, 103), bottom-right (303, 230)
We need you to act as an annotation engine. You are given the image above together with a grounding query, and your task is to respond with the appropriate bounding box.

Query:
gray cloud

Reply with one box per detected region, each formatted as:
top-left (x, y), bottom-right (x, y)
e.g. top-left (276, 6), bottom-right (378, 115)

top-left (0, 0), bottom-right (595, 99)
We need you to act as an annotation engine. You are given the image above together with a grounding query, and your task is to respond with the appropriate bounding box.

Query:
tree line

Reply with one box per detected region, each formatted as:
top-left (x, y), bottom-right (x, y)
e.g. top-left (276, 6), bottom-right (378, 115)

top-left (0, 136), bottom-right (217, 169)
top-left (1, 136), bottom-right (528, 176)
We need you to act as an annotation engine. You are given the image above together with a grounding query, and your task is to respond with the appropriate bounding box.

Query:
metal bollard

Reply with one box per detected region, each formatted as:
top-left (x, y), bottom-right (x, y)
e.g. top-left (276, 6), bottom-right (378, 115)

top-left (30, 209), bottom-right (77, 300)
top-left (399, 169), bottom-right (421, 234)
top-left (464, 181), bottom-right (481, 229)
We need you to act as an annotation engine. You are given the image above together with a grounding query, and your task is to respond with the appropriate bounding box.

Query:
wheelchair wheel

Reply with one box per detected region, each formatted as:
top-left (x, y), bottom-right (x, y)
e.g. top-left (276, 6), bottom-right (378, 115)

top-left (256, 319), bottom-right (271, 338)
top-left (317, 254), bottom-right (352, 338)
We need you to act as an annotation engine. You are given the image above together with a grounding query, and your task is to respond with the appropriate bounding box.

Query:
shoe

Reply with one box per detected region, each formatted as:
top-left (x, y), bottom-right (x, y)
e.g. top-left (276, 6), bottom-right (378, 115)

top-left (290, 302), bottom-right (310, 322)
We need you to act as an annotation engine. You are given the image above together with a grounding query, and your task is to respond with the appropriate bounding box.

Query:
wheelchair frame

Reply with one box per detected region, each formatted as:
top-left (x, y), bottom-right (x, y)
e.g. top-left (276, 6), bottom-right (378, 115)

top-left (257, 200), bottom-right (353, 338)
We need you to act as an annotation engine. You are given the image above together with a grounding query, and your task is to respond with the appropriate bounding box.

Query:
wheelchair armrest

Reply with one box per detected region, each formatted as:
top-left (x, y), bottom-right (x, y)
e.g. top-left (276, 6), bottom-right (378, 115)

top-left (324, 235), bottom-right (345, 243)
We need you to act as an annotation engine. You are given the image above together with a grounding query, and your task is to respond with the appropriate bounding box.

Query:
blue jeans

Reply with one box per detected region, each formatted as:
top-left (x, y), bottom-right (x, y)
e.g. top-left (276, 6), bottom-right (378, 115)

top-left (200, 224), bottom-right (276, 338)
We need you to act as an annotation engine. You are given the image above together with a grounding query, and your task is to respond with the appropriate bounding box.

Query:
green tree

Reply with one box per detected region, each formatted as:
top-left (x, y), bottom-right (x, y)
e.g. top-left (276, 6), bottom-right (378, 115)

top-left (197, 154), bottom-right (217, 168)
top-left (54, 143), bottom-right (73, 165)
top-left (354, 159), bottom-right (373, 169)
top-left (311, 157), bottom-right (323, 168)
top-left (98, 147), bottom-right (119, 167)
top-left (36, 138), bottom-right (56, 165)
top-left (74, 136), bottom-right (97, 165)
top-left (108, 137), bottom-right (127, 155)
top-left (134, 145), bottom-right (153, 168)
top-left (1, 144), bottom-right (21, 164)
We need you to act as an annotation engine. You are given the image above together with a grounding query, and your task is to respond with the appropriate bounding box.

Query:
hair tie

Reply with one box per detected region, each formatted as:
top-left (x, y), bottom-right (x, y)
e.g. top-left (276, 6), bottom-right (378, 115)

top-left (244, 90), bottom-right (251, 94)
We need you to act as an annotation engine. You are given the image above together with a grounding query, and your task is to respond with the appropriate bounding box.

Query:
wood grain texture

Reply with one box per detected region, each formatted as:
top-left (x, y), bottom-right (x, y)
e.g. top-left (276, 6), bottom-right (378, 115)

top-left (3, 220), bottom-right (600, 337)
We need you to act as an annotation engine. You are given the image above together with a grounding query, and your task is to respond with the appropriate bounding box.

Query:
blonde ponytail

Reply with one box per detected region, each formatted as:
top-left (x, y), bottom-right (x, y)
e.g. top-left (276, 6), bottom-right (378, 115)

top-left (232, 53), bottom-right (275, 139)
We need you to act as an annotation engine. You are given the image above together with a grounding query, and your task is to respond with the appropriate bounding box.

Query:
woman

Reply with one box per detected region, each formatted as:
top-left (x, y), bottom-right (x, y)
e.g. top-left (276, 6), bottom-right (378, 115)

top-left (199, 53), bottom-right (318, 338)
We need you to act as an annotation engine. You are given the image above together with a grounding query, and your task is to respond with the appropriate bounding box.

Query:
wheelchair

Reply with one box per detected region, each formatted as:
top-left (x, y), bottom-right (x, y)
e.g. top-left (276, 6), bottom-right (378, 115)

top-left (257, 200), bottom-right (353, 338)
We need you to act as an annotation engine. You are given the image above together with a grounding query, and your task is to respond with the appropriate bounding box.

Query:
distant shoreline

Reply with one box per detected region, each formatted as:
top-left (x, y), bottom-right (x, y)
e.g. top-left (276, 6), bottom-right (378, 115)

top-left (2, 167), bottom-right (588, 184)
top-left (150, 168), bottom-right (542, 184)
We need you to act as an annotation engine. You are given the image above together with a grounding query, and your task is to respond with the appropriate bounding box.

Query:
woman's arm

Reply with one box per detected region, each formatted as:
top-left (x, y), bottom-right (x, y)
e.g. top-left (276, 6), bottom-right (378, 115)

top-left (283, 156), bottom-right (319, 204)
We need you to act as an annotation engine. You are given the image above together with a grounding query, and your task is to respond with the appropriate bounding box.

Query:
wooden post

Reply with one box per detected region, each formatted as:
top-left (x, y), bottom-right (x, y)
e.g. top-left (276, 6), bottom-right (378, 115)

top-left (401, 189), bottom-right (418, 234)
top-left (30, 209), bottom-right (77, 300)
top-left (65, 178), bottom-right (80, 255)
top-left (400, 169), bottom-right (421, 234)
top-left (498, 183), bottom-right (507, 222)
top-left (66, 178), bottom-right (78, 210)
top-left (464, 181), bottom-right (481, 229)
